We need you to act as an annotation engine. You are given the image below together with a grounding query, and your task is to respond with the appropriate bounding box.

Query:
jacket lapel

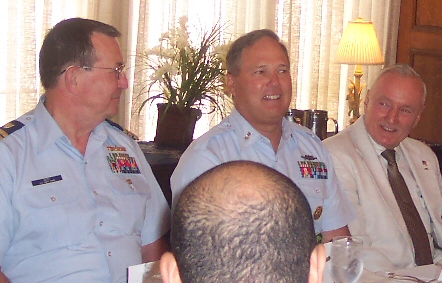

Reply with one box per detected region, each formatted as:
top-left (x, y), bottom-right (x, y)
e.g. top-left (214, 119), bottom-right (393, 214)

top-left (401, 140), bottom-right (442, 246)
top-left (349, 117), bottom-right (412, 243)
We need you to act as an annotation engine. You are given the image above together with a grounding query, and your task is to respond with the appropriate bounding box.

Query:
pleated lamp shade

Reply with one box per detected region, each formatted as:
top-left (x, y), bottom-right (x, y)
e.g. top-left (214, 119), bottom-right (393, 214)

top-left (335, 18), bottom-right (384, 65)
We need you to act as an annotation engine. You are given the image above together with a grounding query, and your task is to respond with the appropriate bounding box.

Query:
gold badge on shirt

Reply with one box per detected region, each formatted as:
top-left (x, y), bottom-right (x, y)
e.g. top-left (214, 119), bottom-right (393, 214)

top-left (313, 206), bottom-right (323, 220)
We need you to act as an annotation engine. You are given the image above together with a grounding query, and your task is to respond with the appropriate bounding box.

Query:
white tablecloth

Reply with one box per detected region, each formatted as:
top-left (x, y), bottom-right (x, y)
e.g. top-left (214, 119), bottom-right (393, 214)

top-left (128, 249), bottom-right (442, 283)
top-left (128, 261), bottom-right (162, 283)
top-left (323, 242), bottom-right (442, 282)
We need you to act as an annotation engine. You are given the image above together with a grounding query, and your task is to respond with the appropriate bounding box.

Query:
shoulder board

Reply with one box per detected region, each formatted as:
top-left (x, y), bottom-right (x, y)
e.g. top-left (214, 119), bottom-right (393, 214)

top-left (0, 120), bottom-right (25, 141)
top-left (105, 119), bottom-right (139, 141)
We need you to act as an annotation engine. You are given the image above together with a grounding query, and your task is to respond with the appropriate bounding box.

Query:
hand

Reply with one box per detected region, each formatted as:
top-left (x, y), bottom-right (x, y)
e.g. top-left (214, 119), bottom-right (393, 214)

top-left (0, 270), bottom-right (10, 283)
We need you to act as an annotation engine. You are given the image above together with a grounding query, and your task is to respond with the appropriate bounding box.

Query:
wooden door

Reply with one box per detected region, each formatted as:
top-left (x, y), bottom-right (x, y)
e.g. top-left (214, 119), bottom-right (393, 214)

top-left (397, 0), bottom-right (442, 144)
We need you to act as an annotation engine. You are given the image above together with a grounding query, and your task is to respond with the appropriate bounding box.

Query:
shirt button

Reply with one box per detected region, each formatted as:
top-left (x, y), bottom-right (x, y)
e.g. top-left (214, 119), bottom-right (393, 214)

top-left (108, 251), bottom-right (112, 257)
top-left (50, 196), bottom-right (56, 201)
top-left (94, 190), bottom-right (98, 195)
top-left (315, 189), bottom-right (320, 194)
top-left (99, 221), bottom-right (104, 226)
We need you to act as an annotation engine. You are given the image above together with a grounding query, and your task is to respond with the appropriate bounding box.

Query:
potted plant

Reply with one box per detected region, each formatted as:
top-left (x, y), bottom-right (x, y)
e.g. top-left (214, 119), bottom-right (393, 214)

top-left (134, 16), bottom-right (231, 149)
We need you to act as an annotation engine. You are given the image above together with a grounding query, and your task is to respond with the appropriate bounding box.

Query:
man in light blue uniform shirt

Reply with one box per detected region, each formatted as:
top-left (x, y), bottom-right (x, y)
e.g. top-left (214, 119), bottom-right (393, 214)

top-left (0, 18), bottom-right (170, 283)
top-left (171, 29), bottom-right (355, 243)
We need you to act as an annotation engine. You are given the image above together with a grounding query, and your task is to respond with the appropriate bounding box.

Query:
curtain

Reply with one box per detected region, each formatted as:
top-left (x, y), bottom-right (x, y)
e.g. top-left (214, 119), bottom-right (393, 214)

top-left (128, 0), bottom-right (279, 141)
top-left (0, 0), bottom-right (131, 125)
top-left (0, 0), bottom-right (401, 141)
top-left (280, 0), bottom-right (401, 129)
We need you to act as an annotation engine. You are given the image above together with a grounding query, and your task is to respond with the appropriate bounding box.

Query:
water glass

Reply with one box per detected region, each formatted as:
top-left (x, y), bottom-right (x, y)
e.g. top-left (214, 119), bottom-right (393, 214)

top-left (330, 236), bottom-right (364, 283)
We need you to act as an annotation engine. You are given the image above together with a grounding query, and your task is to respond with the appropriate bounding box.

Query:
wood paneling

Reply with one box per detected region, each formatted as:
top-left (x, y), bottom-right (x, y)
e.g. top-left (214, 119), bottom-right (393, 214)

top-left (397, 0), bottom-right (442, 143)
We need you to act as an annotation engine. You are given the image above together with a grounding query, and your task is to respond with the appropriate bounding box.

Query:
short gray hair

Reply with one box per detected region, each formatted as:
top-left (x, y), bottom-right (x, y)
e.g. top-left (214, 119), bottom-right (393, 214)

top-left (371, 63), bottom-right (427, 103)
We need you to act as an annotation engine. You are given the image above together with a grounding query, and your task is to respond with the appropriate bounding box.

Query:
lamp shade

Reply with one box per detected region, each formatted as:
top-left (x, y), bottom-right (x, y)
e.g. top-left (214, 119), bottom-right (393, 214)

top-left (335, 18), bottom-right (384, 65)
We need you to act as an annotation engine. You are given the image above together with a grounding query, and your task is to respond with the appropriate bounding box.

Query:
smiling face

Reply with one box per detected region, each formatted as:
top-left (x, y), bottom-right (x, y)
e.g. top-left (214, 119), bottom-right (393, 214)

top-left (77, 32), bottom-right (128, 119)
top-left (363, 71), bottom-right (425, 149)
top-left (226, 36), bottom-right (292, 130)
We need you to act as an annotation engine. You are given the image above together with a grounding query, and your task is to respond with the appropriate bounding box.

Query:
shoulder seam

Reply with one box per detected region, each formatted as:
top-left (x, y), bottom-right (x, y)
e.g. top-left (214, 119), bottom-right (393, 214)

top-left (105, 119), bottom-right (139, 141)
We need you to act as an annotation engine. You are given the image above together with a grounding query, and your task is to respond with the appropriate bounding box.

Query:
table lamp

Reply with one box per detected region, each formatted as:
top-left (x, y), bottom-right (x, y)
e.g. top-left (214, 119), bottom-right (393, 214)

top-left (335, 18), bottom-right (384, 123)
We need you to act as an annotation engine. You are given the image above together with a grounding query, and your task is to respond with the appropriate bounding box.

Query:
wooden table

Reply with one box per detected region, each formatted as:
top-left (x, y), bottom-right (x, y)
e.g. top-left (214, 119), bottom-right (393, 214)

top-left (138, 141), bottom-right (184, 208)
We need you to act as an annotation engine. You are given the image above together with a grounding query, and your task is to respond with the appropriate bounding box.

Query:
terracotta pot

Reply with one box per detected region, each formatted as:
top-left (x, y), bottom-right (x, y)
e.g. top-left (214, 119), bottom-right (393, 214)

top-left (154, 103), bottom-right (202, 149)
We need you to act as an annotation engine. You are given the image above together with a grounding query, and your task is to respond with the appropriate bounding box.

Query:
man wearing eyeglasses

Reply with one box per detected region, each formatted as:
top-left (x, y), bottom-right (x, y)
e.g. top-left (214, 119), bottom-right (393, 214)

top-left (0, 18), bottom-right (170, 283)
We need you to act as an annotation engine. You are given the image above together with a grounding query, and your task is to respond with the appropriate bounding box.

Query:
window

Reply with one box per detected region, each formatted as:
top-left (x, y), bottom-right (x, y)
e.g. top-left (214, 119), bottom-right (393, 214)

top-left (0, 0), bottom-right (400, 140)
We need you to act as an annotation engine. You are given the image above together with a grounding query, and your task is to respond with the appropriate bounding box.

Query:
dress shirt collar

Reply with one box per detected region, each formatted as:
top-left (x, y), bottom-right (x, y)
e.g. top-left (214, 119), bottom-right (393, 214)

top-left (35, 95), bottom-right (66, 153)
top-left (228, 108), bottom-right (286, 149)
top-left (367, 131), bottom-right (403, 163)
top-left (35, 95), bottom-right (108, 154)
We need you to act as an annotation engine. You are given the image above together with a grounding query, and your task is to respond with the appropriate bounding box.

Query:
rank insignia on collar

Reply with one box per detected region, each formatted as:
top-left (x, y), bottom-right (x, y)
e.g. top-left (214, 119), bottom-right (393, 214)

top-left (301, 154), bottom-right (317, 160)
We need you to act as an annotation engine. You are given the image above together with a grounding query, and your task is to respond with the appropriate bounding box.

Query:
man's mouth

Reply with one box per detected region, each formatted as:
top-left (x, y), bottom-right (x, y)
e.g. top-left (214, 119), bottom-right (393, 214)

top-left (263, 94), bottom-right (281, 100)
top-left (381, 124), bottom-right (397, 132)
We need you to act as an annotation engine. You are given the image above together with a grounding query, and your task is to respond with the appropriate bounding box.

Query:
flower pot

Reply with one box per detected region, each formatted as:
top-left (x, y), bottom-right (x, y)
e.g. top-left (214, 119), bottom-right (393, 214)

top-left (154, 103), bottom-right (202, 149)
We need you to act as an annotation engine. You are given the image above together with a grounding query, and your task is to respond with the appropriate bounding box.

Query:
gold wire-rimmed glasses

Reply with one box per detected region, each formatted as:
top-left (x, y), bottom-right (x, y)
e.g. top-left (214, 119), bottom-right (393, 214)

top-left (59, 64), bottom-right (127, 79)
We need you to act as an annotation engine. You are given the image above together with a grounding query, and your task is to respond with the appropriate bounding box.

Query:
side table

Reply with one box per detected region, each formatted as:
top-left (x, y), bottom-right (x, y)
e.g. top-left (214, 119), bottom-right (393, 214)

top-left (138, 141), bottom-right (184, 208)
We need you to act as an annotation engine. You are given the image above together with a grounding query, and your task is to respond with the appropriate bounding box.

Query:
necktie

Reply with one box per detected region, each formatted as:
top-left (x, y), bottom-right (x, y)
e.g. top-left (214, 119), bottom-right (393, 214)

top-left (381, 149), bottom-right (433, 266)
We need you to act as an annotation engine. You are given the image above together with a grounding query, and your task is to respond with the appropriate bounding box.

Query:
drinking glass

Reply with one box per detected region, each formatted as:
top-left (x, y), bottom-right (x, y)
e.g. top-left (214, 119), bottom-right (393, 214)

top-left (330, 236), bottom-right (364, 283)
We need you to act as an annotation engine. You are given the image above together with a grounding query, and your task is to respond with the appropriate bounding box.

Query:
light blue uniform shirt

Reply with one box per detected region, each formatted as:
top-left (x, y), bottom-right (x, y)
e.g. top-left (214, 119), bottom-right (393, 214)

top-left (0, 98), bottom-right (170, 283)
top-left (171, 109), bottom-right (355, 234)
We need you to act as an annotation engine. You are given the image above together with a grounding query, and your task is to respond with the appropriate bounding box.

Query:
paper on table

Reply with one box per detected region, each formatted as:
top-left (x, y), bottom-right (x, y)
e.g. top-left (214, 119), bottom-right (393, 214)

top-left (128, 261), bottom-right (162, 283)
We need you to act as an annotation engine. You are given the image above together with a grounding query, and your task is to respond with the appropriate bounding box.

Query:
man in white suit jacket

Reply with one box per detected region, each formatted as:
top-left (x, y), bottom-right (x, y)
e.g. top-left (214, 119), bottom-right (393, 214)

top-left (324, 64), bottom-right (442, 272)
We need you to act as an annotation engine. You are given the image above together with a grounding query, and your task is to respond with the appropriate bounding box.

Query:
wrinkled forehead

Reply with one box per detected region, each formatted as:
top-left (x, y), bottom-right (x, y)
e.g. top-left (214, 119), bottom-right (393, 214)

top-left (370, 73), bottom-right (426, 106)
top-left (90, 32), bottom-right (123, 62)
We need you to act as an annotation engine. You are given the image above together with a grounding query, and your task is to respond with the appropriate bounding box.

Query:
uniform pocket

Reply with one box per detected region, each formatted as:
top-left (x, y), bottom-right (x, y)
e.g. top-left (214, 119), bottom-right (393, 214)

top-left (295, 179), bottom-right (329, 235)
top-left (106, 173), bottom-right (152, 235)
top-left (19, 182), bottom-right (91, 251)
top-left (108, 174), bottom-right (151, 198)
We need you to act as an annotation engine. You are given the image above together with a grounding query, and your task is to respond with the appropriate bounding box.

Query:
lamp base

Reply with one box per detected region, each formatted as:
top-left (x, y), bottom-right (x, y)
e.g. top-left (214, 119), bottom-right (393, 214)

top-left (349, 115), bottom-right (360, 125)
top-left (347, 65), bottom-right (365, 125)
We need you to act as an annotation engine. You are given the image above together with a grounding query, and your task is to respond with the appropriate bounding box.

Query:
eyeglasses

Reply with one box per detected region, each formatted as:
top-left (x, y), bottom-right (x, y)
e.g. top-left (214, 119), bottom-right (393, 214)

top-left (59, 64), bottom-right (127, 79)
top-left (81, 65), bottom-right (127, 79)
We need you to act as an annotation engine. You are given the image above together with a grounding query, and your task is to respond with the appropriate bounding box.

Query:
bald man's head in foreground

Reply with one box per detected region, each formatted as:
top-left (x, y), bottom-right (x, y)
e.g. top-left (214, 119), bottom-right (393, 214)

top-left (161, 161), bottom-right (326, 283)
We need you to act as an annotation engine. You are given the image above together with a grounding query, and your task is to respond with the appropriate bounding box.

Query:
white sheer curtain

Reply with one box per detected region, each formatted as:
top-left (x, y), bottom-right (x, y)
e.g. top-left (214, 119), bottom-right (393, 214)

top-left (0, 0), bottom-right (131, 125)
top-left (0, 0), bottom-right (400, 140)
top-left (128, 0), bottom-right (280, 141)
top-left (279, 0), bottom-right (401, 129)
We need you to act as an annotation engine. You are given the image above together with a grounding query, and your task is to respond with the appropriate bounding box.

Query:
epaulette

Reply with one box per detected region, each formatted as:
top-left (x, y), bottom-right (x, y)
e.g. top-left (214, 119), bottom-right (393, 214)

top-left (0, 120), bottom-right (25, 141)
top-left (105, 119), bottom-right (139, 141)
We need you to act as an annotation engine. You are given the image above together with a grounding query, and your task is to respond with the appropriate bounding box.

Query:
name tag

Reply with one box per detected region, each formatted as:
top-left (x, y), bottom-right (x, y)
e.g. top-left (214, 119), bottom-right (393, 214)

top-left (31, 175), bottom-right (63, 186)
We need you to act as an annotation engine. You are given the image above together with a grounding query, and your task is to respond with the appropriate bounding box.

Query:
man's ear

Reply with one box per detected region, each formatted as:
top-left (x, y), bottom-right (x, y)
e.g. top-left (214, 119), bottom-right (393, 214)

top-left (363, 90), bottom-right (370, 111)
top-left (308, 244), bottom-right (326, 283)
top-left (63, 66), bottom-right (80, 94)
top-left (226, 73), bottom-right (236, 98)
top-left (160, 252), bottom-right (182, 283)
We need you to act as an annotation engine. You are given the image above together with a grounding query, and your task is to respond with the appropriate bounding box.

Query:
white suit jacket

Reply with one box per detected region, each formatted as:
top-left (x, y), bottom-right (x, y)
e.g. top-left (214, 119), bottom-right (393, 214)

top-left (324, 115), bottom-right (442, 272)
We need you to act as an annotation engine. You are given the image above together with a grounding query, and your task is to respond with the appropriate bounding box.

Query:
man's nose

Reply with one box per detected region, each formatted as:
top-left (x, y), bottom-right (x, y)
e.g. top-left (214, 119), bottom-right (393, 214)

top-left (386, 107), bottom-right (399, 123)
top-left (118, 73), bottom-right (129, 89)
top-left (267, 72), bottom-right (280, 86)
